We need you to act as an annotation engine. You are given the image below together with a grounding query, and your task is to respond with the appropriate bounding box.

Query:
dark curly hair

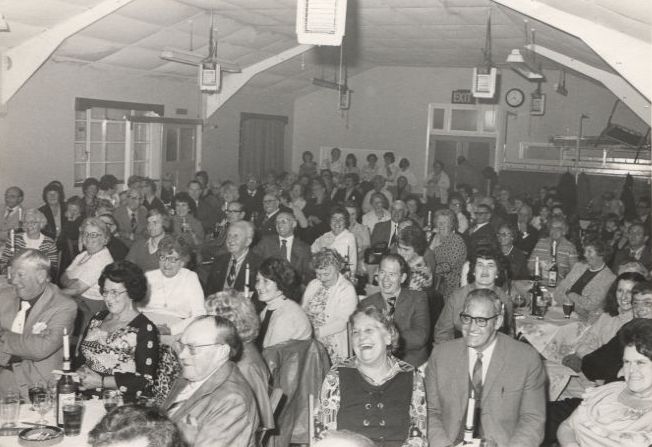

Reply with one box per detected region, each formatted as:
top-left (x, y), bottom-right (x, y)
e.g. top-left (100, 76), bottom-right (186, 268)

top-left (466, 247), bottom-right (508, 287)
top-left (173, 192), bottom-right (197, 216)
top-left (42, 181), bottom-right (65, 204)
top-left (258, 257), bottom-right (300, 302)
top-left (603, 272), bottom-right (646, 317)
top-left (583, 237), bottom-right (613, 264)
top-left (88, 404), bottom-right (185, 447)
top-left (99, 261), bottom-right (148, 303)
top-left (620, 317), bottom-right (652, 362)
top-left (329, 206), bottom-right (351, 229)
top-left (398, 225), bottom-right (428, 256)
top-left (81, 177), bottom-right (99, 194)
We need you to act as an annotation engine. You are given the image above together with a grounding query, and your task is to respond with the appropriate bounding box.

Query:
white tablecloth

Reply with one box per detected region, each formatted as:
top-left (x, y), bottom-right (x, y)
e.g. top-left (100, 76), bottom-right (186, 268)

top-left (0, 399), bottom-right (105, 447)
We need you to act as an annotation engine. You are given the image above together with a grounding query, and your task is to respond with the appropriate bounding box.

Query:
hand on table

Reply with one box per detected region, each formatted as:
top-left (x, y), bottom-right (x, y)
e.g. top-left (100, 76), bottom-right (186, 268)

top-left (561, 353), bottom-right (583, 373)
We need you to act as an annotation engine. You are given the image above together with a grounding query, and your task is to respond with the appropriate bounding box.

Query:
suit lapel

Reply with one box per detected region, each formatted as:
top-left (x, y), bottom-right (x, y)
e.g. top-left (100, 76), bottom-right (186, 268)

top-left (24, 285), bottom-right (55, 333)
top-left (168, 362), bottom-right (234, 417)
top-left (482, 335), bottom-right (507, 397)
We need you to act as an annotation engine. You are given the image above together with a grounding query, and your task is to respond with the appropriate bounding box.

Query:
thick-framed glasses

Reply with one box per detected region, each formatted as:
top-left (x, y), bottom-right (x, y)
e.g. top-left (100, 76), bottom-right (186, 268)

top-left (102, 289), bottom-right (127, 299)
top-left (459, 313), bottom-right (499, 327)
top-left (174, 341), bottom-right (221, 355)
top-left (159, 255), bottom-right (181, 263)
top-left (83, 232), bottom-right (103, 239)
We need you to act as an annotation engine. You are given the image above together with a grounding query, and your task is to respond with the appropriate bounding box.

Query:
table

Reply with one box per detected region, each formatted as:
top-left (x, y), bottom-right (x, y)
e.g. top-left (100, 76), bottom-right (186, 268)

top-left (1, 399), bottom-right (105, 447)
top-left (515, 305), bottom-right (590, 400)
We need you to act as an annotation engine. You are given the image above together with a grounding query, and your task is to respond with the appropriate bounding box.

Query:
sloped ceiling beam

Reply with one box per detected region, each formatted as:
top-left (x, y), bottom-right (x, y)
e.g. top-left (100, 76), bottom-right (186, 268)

top-left (0, 0), bottom-right (136, 104)
top-left (492, 0), bottom-right (652, 103)
top-left (526, 44), bottom-right (651, 122)
top-left (204, 44), bottom-right (314, 119)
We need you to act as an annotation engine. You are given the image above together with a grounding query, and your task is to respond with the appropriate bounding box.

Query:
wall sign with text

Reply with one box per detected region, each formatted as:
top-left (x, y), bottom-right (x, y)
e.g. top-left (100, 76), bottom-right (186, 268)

top-left (451, 89), bottom-right (476, 104)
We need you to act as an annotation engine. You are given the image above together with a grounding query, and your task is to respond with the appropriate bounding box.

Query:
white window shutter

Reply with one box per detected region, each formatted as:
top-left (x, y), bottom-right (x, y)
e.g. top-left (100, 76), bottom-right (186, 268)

top-left (296, 0), bottom-right (347, 46)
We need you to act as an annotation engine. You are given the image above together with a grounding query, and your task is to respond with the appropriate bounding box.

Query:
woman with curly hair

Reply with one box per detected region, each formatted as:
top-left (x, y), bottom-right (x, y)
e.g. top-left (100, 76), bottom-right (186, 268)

top-left (255, 257), bottom-right (312, 349)
top-left (76, 260), bottom-right (159, 402)
top-left (205, 289), bottom-right (275, 430)
top-left (314, 306), bottom-right (427, 447)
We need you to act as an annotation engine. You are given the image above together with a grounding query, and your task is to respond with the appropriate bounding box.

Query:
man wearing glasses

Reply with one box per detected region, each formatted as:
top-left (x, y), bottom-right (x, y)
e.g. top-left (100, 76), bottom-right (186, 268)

top-left (163, 315), bottom-right (258, 447)
top-left (426, 288), bottom-right (546, 447)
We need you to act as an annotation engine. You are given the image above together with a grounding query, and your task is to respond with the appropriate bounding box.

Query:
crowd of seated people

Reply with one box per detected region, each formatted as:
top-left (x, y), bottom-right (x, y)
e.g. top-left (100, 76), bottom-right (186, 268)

top-left (0, 154), bottom-right (650, 447)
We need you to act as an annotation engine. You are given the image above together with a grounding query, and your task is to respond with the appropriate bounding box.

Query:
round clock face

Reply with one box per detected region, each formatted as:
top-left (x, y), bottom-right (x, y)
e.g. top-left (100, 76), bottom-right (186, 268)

top-left (505, 88), bottom-right (525, 107)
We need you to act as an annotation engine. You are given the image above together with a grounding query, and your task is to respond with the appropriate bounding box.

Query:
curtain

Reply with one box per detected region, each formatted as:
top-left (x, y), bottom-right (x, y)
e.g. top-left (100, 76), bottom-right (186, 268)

top-left (239, 113), bottom-right (288, 180)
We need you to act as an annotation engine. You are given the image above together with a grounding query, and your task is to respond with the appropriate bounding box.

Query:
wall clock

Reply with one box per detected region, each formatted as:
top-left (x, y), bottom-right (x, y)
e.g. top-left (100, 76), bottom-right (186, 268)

top-left (505, 88), bottom-right (525, 107)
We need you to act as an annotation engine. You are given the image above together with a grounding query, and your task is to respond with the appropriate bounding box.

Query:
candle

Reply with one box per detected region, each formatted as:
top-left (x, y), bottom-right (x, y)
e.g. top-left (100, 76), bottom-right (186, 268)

top-left (9, 229), bottom-right (14, 253)
top-left (534, 256), bottom-right (540, 277)
top-left (244, 263), bottom-right (250, 296)
top-left (17, 207), bottom-right (22, 223)
top-left (62, 328), bottom-right (70, 361)
top-left (172, 185), bottom-right (177, 197)
top-left (464, 390), bottom-right (476, 442)
top-left (427, 210), bottom-right (432, 227)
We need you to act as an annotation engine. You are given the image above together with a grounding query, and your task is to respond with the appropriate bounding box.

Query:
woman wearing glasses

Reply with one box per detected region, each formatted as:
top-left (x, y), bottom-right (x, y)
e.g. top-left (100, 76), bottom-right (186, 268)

top-left (76, 260), bottom-right (159, 402)
top-left (141, 235), bottom-right (205, 337)
top-left (433, 247), bottom-right (513, 344)
top-left (60, 217), bottom-right (115, 333)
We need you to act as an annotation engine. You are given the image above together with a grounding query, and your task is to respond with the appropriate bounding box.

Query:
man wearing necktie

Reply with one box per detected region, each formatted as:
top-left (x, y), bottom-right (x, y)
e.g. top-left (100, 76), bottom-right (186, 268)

top-left (0, 249), bottom-right (76, 398)
top-left (358, 253), bottom-right (430, 367)
top-left (370, 200), bottom-right (408, 254)
top-left (112, 188), bottom-right (148, 248)
top-left (0, 187), bottom-right (24, 253)
top-left (426, 289), bottom-right (546, 447)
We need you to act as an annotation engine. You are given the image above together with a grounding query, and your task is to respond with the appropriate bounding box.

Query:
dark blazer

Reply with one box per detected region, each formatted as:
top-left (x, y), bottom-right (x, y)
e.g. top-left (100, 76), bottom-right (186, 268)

top-left (112, 205), bottom-right (148, 247)
top-left (142, 196), bottom-right (166, 214)
top-left (426, 334), bottom-right (546, 447)
top-left (39, 204), bottom-right (64, 241)
top-left (253, 206), bottom-right (293, 238)
top-left (239, 185), bottom-right (265, 218)
top-left (254, 235), bottom-right (313, 284)
top-left (370, 220), bottom-right (397, 247)
top-left (468, 222), bottom-right (499, 255)
top-left (505, 246), bottom-right (530, 280)
top-left (332, 187), bottom-right (363, 206)
top-left (196, 195), bottom-right (222, 234)
top-left (204, 250), bottom-right (262, 296)
top-left (164, 361), bottom-right (259, 447)
top-left (612, 244), bottom-right (652, 271)
top-left (359, 289), bottom-right (430, 367)
top-left (515, 224), bottom-right (540, 256)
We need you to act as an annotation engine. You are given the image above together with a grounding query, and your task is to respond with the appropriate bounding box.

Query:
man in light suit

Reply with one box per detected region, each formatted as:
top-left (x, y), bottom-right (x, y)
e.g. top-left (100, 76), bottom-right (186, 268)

top-left (0, 249), bottom-right (76, 398)
top-left (426, 288), bottom-right (546, 447)
top-left (254, 211), bottom-right (313, 284)
top-left (370, 200), bottom-right (408, 252)
top-left (112, 188), bottom-right (148, 247)
top-left (359, 253), bottom-right (430, 367)
top-left (163, 316), bottom-right (258, 447)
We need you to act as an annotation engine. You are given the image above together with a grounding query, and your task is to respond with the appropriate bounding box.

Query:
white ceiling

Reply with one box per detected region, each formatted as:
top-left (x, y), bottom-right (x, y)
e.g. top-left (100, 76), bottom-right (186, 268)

top-left (0, 0), bottom-right (649, 96)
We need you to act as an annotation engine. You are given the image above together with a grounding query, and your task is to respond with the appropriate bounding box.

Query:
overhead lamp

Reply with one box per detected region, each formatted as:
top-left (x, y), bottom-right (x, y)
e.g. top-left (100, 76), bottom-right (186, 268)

top-left (0, 14), bottom-right (10, 32)
top-left (160, 47), bottom-right (241, 73)
top-left (506, 49), bottom-right (544, 81)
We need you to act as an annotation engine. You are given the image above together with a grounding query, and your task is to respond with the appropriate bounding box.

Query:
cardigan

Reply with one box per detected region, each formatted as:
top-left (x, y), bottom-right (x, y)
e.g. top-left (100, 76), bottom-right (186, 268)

top-left (553, 262), bottom-right (616, 323)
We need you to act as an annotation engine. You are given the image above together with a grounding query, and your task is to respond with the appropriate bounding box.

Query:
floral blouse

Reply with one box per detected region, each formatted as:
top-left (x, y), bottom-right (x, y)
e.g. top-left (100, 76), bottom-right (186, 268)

top-left (79, 311), bottom-right (159, 402)
top-left (314, 356), bottom-right (427, 447)
top-left (408, 256), bottom-right (433, 292)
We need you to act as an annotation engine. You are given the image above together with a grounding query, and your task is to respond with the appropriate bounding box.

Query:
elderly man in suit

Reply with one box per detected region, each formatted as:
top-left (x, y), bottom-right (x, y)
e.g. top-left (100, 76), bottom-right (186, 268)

top-left (204, 221), bottom-right (262, 298)
top-left (370, 200), bottom-right (408, 252)
top-left (612, 222), bottom-right (652, 272)
top-left (254, 193), bottom-right (291, 238)
top-left (239, 173), bottom-right (265, 220)
top-left (163, 316), bottom-right (259, 447)
top-left (254, 211), bottom-right (313, 284)
top-left (468, 203), bottom-right (499, 256)
top-left (0, 186), bottom-right (24, 252)
top-left (426, 288), bottom-right (546, 447)
top-left (112, 188), bottom-right (148, 247)
top-left (0, 249), bottom-right (77, 397)
top-left (358, 253), bottom-right (430, 367)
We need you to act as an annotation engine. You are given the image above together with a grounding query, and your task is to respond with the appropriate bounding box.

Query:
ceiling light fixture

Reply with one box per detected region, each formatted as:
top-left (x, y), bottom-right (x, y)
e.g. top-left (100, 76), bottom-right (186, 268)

top-left (0, 14), bottom-right (10, 32)
top-left (506, 49), bottom-right (544, 81)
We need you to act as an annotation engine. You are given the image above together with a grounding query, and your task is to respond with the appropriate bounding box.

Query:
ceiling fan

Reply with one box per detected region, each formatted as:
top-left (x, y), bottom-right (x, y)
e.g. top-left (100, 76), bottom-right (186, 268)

top-left (160, 12), bottom-right (241, 92)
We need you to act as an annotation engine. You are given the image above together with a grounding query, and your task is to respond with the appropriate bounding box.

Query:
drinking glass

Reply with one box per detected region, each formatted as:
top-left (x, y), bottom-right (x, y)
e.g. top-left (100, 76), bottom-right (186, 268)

top-left (34, 392), bottom-right (53, 426)
top-left (62, 397), bottom-right (84, 437)
top-left (28, 381), bottom-right (45, 411)
top-left (562, 296), bottom-right (575, 319)
top-left (0, 391), bottom-right (20, 428)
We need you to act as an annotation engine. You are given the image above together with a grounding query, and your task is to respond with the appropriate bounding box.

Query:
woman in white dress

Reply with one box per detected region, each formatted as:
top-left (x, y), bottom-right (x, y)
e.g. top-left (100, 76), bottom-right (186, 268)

top-left (311, 206), bottom-right (358, 276)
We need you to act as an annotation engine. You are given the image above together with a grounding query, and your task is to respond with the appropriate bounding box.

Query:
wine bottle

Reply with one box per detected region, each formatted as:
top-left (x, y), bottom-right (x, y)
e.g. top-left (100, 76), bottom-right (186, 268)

top-left (56, 328), bottom-right (77, 427)
top-left (530, 258), bottom-right (546, 319)
top-left (548, 241), bottom-right (558, 288)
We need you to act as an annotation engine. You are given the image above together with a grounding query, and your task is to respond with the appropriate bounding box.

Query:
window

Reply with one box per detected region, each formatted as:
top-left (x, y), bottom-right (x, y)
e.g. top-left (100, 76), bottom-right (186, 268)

top-left (74, 98), bottom-right (163, 186)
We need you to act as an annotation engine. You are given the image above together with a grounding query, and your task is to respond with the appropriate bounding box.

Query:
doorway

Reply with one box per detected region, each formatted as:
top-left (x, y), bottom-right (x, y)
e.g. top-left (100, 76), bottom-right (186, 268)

top-left (161, 122), bottom-right (201, 189)
top-left (428, 135), bottom-right (496, 190)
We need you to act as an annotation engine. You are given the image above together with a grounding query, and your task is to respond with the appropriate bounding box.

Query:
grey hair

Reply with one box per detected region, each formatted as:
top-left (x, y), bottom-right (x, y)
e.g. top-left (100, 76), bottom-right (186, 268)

top-left (12, 248), bottom-right (51, 272)
top-left (23, 208), bottom-right (47, 226)
top-left (464, 288), bottom-right (504, 316)
top-left (80, 217), bottom-right (111, 239)
top-left (230, 220), bottom-right (255, 240)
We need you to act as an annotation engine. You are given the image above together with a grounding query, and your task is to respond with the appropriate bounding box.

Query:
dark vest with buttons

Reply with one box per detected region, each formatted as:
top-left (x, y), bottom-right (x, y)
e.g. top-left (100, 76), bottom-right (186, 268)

top-left (337, 367), bottom-right (412, 447)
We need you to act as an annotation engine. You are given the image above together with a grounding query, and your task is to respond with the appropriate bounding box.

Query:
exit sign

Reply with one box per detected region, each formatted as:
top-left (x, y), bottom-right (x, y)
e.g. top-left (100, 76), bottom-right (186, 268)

top-left (451, 89), bottom-right (475, 104)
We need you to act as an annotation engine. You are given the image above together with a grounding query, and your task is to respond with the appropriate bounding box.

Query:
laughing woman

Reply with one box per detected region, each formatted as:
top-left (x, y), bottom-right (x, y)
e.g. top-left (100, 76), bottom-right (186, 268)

top-left (314, 306), bottom-right (427, 447)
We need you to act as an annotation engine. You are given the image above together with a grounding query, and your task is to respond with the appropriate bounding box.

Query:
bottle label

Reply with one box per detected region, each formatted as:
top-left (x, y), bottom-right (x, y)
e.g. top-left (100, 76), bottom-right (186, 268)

top-left (548, 271), bottom-right (557, 287)
top-left (57, 392), bottom-right (75, 425)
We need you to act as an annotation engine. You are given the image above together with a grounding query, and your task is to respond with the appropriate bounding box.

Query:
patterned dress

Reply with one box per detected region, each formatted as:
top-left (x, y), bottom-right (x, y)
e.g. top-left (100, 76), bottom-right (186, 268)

top-left (432, 233), bottom-right (467, 299)
top-left (407, 256), bottom-right (433, 292)
top-left (78, 311), bottom-right (159, 402)
top-left (314, 356), bottom-right (427, 447)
